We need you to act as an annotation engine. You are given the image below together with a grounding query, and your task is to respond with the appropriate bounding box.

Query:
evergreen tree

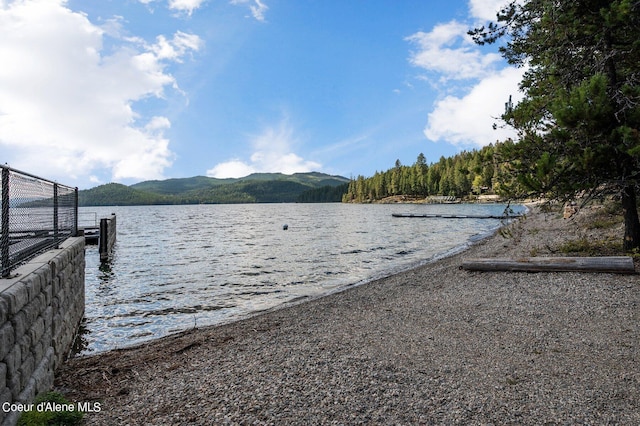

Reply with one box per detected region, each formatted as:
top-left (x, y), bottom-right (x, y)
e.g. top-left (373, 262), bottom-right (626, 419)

top-left (414, 153), bottom-right (429, 196)
top-left (341, 145), bottom-right (511, 202)
top-left (470, 0), bottom-right (640, 250)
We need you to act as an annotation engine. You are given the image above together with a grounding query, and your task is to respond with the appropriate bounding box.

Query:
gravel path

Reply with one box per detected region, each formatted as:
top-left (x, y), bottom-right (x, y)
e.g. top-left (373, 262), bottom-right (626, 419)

top-left (55, 204), bottom-right (640, 425)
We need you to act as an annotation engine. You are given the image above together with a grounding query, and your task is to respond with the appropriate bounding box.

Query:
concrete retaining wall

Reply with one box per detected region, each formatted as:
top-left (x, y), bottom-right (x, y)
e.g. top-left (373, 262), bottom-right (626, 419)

top-left (0, 237), bottom-right (85, 426)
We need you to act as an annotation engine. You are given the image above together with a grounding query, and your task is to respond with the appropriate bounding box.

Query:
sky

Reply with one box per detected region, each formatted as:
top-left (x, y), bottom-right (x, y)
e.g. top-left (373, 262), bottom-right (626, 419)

top-left (0, 0), bottom-right (525, 189)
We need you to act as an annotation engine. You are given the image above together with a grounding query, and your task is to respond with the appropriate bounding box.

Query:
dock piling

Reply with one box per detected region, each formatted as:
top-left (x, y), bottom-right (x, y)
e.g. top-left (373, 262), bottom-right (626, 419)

top-left (99, 214), bottom-right (117, 262)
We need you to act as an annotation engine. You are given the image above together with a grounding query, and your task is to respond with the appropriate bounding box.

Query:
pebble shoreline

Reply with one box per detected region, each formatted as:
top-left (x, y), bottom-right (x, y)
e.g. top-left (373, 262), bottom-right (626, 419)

top-left (55, 205), bottom-right (640, 425)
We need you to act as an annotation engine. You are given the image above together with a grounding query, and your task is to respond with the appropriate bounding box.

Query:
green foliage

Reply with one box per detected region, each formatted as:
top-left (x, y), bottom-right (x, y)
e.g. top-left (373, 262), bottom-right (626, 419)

top-left (239, 180), bottom-right (310, 203)
top-left (18, 392), bottom-right (84, 426)
top-left (297, 183), bottom-right (350, 203)
top-left (471, 0), bottom-right (640, 250)
top-left (604, 201), bottom-right (623, 216)
top-left (342, 148), bottom-right (507, 202)
top-left (79, 183), bottom-right (173, 206)
top-left (557, 237), bottom-right (622, 256)
top-left (130, 175), bottom-right (232, 194)
top-left (587, 217), bottom-right (623, 230)
top-left (79, 173), bottom-right (350, 206)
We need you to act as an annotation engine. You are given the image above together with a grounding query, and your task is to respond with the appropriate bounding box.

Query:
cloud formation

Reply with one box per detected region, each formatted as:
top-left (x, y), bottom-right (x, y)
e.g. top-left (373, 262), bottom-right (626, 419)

top-left (136, 0), bottom-right (206, 15)
top-left (229, 0), bottom-right (268, 22)
top-left (406, 21), bottom-right (502, 80)
top-left (424, 67), bottom-right (525, 145)
top-left (468, 0), bottom-right (511, 21)
top-left (169, 0), bottom-right (206, 15)
top-left (407, 0), bottom-right (522, 148)
top-left (0, 0), bottom-right (202, 185)
top-left (207, 119), bottom-right (321, 178)
top-left (138, 0), bottom-right (266, 18)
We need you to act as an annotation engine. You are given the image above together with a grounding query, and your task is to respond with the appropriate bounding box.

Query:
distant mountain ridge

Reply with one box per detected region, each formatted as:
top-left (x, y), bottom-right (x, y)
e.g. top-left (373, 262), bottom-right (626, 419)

top-left (79, 172), bottom-right (350, 206)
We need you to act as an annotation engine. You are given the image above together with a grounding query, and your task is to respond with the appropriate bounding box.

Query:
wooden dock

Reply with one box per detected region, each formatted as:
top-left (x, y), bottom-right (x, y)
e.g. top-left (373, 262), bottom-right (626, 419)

top-left (391, 213), bottom-right (522, 219)
top-left (79, 211), bottom-right (100, 244)
top-left (78, 212), bottom-right (116, 261)
top-left (80, 227), bottom-right (100, 244)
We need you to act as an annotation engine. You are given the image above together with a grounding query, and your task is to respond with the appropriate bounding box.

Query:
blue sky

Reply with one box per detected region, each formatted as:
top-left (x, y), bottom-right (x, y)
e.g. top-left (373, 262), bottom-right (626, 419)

top-left (0, 0), bottom-right (524, 189)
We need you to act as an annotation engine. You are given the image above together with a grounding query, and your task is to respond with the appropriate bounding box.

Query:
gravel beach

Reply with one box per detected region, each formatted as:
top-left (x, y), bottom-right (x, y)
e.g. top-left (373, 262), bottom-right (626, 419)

top-left (55, 204), bottom-right (640, 425)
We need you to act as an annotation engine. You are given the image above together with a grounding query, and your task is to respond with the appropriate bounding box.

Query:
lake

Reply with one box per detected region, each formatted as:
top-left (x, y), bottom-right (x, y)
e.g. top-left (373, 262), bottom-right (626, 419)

top-left (78, 202), bottom-right (524, 354)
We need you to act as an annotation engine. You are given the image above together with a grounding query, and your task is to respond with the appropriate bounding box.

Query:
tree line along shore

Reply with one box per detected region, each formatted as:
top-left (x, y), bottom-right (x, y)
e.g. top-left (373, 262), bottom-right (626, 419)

top-left (342, 148), bottom-right (508, 204)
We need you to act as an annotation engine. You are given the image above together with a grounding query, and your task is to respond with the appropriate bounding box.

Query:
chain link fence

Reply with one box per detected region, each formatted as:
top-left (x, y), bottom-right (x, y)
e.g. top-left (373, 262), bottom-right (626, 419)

top-left (1, 165), bottom-right (78, 278)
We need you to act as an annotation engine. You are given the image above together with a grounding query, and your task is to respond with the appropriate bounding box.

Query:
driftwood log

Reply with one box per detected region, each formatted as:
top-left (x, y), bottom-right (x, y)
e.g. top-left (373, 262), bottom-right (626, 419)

top-left (461, 256), bottom-right (635, 274)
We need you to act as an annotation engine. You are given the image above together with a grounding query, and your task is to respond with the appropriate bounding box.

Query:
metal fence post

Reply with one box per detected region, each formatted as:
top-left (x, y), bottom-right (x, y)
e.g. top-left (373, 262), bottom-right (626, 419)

top-left (74, 187), bottom-right (79, 237)
top-left (53, 182), bottom-right (59, 248)
top-left (1, 167), bottom-right (10, 278)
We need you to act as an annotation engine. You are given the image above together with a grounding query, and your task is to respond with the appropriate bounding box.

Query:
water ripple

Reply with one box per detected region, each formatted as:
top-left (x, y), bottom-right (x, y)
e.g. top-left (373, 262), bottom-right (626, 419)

top-left (80, 203), bottom-right (523, 354)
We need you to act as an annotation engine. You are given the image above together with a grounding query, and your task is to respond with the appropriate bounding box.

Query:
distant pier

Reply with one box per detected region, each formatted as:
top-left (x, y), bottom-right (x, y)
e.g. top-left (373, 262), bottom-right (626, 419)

top-left (391, 213), bottom-right (522, 219)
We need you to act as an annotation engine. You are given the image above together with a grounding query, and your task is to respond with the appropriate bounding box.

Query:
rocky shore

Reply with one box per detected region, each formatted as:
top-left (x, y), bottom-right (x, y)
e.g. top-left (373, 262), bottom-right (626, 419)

top-left (55, 204), bottom-right (639, 425)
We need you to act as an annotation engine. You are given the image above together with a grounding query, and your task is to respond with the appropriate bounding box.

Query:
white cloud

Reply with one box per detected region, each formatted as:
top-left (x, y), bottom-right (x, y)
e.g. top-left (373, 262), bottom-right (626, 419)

top-left (230, 0), bottom-right (268, 22)
top-left (150, 31), bottom-right (203, 61)
top-left (424, 67), bottom-right (525, 146)
top-left (135, 0), bottom-right (205, 15)
top-left (168, 0), bottom-right (206, 15)
top-left (137, 0), bottom-right (266, 19)
top-left (406, 2), bottom-right (525, 148)
top-left (207, 160), bottom-right (257, 179)
top-left (207, 119), bottom-right (321, 178)
top-left (406, 21), bottom-right (502, 81)
top-left (0, 0), bottom-right (201, 186)
top-left (468, 0), bottom-right (512, 22)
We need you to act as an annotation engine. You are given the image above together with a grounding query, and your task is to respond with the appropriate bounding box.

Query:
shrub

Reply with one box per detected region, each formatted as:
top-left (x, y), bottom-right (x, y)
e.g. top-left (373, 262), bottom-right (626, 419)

top-left (17, 392), bottom-right (83, 426)
top-left (558, 237), bottom-right (622, 256)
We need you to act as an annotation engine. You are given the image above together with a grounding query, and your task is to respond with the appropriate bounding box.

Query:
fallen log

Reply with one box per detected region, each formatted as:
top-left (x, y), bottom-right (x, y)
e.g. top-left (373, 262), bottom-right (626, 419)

top-left (461, 256), bottom-right (635, 274)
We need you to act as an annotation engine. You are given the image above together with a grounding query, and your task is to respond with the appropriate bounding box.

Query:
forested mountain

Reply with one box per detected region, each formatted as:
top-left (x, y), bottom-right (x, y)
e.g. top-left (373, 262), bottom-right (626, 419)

top-left (78, 183), bottom-right (172, 206)
top-left (79, 173), bottom-right (350, 206)
top-left (130, 176), bottom-right (232, 194)
top-left (342, 144), bottom-right (510, 203)
top-left (297, 183), bottom-right (350, 203)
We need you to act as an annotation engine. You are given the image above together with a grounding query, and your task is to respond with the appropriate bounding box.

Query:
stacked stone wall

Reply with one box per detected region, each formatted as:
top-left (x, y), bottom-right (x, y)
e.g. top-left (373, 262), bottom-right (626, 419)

top-left (0, 237), bottom-right (85, 426)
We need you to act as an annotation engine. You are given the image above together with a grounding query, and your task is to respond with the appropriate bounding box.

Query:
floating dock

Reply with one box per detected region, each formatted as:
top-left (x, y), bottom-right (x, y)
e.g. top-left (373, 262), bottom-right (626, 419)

top-left (81, 227), bottom-right (100, 244)
top-left (391, 213), bottom-right (522, 219)
top-left (79, 211), bottom-right (100, 244)
top-left (78, 212), bottom-right (116, 261)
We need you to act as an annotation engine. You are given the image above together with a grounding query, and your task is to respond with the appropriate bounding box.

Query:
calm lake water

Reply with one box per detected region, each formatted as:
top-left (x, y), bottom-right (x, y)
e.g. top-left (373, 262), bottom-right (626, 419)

top-left (78, 203), bottom-right (524, 354)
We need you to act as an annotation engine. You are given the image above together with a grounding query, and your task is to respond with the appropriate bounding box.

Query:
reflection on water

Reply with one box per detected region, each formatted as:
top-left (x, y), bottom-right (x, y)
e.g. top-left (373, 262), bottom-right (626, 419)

top-left (80, 203), bottom-right (523, 354)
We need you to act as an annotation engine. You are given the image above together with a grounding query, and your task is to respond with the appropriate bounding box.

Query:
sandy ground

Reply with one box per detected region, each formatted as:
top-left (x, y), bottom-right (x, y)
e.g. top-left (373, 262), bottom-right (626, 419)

top-left (54, 203), bottom-right (640, 425)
